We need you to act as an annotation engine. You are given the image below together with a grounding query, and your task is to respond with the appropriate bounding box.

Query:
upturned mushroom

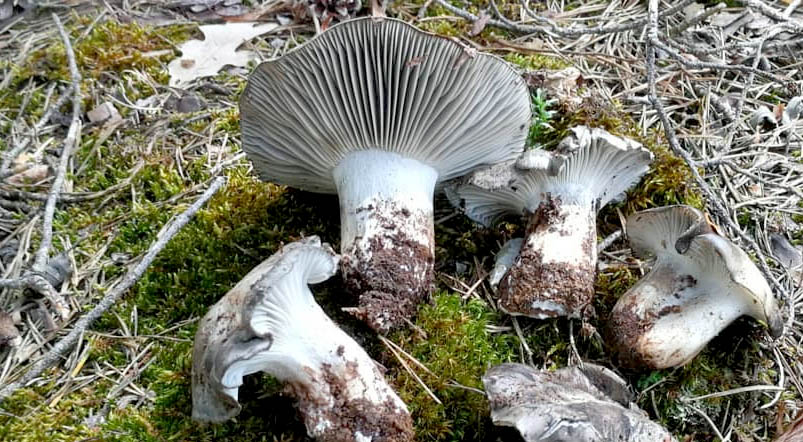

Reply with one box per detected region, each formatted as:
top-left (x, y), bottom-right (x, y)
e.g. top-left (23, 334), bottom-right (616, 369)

top-left (483, 363), bottom-right (675, 442)
top-left (240, 18), bottom-right (530, 333)
top-left (447, 126), bottom-right (652, 319)
top-left (192, 237), bottom-right (413, 441)
top-left (608, 205), bottom-right (784, 369)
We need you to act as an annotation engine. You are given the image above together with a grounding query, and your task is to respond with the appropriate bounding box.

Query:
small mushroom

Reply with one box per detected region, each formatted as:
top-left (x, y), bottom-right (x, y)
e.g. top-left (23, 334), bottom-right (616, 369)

top-left (192, 237), bottom-right (413, 441)
top-left (448, 126), bottom-right (652, 319)
top-left (483, 363), bottom-right (675, 442)
top-left (609, 205), bottom-right (784, 369)
top-left (240, 17), bottom-right (530, 333)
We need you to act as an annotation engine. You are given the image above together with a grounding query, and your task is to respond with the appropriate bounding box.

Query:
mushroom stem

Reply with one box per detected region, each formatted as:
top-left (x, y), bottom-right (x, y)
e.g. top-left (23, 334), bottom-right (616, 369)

top-left (498, 195), bottom-right (596, 319)
top-left (610, 260), bottom-right (748, 368)
top-left (333, 149), bottom-right (437, 333)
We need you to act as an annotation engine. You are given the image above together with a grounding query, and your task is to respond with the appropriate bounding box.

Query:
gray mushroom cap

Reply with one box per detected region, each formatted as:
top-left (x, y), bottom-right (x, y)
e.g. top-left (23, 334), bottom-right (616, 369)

top-left (240, 17), bottom-right (531, 194)
top-left (448, 126), bottom-right (653, 227)
top-left (482, 363), bottom-right (676, 442)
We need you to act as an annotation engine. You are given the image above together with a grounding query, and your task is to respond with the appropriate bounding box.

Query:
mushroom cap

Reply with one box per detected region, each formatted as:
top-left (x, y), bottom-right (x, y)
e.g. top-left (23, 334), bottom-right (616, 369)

top-left (626, 205), bottom-right (783, 338)
top-left (447, 126), bottom-right (653, 227)
top-left (240, 17), bottom-right (531, 194)
top-left (482, 363), bottom-right (675, 442)
top-left (192, 236), bottom-right (339, 422)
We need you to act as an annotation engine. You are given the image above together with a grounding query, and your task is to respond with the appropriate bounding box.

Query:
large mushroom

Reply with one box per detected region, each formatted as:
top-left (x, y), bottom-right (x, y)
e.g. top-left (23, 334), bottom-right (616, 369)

top-left (192, 237), bottom-right (413, 441)
top-left (609, 205), bottom-right (784, 369)
top-left (448, 126), bottom-right (652, 319)
top-left (483, 363), bottom-right (675, 442)
top-left (239, 17), bottom-right (530, 333)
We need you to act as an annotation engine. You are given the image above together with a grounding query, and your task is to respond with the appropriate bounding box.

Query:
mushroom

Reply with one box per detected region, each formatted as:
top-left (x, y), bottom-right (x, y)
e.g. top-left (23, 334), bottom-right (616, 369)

top-left (192, 237), bottom-right (413, 441)
top-left (447, 126), bottom-right (652, 319)
top-left (483, 363), bottom-right (675, 442)
top-left (239, 17), bottom-right (530, 333)
top-left (608, 205), bottom-right (784, 369)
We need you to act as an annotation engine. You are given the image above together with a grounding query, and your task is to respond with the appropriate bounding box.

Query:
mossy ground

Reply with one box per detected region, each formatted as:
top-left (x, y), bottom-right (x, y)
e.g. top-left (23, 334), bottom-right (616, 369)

top-left (0, 4), bottom-right (787, 442)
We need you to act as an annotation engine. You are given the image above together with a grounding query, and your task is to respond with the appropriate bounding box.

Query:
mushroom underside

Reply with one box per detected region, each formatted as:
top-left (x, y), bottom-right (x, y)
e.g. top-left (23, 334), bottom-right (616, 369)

top-left (483, 363), bottom-right (676, 442)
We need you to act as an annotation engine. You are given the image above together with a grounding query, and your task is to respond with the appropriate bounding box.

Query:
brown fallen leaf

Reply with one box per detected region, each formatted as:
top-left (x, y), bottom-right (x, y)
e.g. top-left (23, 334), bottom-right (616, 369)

top-left (6, 164), bottom-right (49, 185)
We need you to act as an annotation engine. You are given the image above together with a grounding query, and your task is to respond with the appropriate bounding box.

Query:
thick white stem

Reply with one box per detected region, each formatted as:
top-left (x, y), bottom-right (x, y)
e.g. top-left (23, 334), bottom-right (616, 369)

top-left (498, 196), bottom-right (597, 319)
top-left (611, 261), bottom-right (752, 369)
top-left (333, 150), bottom-right (438, 332)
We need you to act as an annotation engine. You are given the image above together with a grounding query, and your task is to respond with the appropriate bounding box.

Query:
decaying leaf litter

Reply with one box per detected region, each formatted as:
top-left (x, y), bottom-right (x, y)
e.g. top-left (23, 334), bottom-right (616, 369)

top-left (0, 0), bottom-right (801, 440)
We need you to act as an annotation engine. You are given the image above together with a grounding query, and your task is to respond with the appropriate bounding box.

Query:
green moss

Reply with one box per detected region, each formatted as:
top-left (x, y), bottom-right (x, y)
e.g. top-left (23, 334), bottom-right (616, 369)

top-left (389, 293), bottom-right (517, 440)
top-left (504, 52), bottom-right (569, 71)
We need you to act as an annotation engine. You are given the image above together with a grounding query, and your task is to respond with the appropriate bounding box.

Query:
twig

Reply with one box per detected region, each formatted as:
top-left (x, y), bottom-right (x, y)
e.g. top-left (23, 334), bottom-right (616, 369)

top-left (0, 86), bottom-right (74, 179)
top-left (597, 229), bottom-right (622, 253)
top-left (0, 176), bottom-right (226, 403)
top-left (378, 335), bottom-right (442, 405)
top-left (747, 0), bottom-right (803, 30)
top-left (682, 384), bottom-right (784, 402)
top-left (31, 14), bottom-right (82, 275)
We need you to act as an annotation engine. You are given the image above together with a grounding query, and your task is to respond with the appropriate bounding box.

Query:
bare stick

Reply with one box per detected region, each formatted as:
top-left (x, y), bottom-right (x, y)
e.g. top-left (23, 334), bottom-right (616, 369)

top-left (0, 176), bottom-right (226, 402)
top-left (32, 14), bottom-right (82, 274)
top-left (645, 0), bottom-right (788, 303)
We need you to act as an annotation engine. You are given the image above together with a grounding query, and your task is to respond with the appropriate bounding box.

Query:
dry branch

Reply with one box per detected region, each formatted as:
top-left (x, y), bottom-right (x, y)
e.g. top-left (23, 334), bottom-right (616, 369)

top-left (32, 14), bottom-right (82, 275)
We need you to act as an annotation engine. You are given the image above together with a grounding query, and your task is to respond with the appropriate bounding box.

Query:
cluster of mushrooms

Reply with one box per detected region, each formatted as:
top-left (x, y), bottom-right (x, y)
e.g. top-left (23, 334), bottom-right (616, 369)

top-left (189, 17), bottom-right (784, 441)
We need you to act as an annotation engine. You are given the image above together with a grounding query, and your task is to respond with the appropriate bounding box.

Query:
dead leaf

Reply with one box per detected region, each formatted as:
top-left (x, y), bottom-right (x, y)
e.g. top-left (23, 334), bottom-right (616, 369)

top-left (167, 22), bottom-right (279, 87)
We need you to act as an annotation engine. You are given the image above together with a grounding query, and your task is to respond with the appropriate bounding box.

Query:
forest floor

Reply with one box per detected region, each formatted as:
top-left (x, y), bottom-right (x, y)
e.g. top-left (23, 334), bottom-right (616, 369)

top-left (0, 0), bottom-right (801, 441)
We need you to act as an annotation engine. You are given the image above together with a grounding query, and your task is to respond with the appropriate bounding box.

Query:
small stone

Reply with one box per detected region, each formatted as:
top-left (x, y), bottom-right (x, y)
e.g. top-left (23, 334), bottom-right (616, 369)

top-left (87, 102), bottom-right (121, 124)
top-left (270, 37), bottom-right (285, 49)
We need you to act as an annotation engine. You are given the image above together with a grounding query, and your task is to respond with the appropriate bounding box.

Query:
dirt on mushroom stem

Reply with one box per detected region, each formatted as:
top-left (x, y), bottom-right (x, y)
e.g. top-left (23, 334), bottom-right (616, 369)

top-left (286, 359), bottom-right (414, 441)
top-left (497, 194), bottom-right (597, 319)
top-left (334, 151), bottom-right (437, 334)
top-left (341, 206), bottom-right (434, 334)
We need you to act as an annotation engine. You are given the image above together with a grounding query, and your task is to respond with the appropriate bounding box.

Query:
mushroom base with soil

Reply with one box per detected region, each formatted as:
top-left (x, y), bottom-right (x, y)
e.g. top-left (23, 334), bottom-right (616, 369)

top-left (334, 150), bottom-right (436, 333)
top-left (497, 195), bottom-right (597, 319)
